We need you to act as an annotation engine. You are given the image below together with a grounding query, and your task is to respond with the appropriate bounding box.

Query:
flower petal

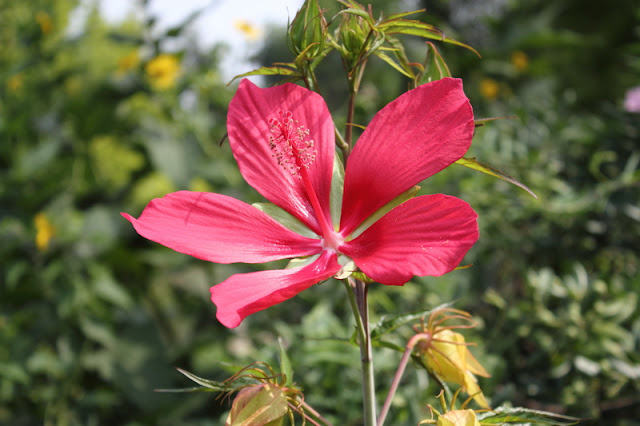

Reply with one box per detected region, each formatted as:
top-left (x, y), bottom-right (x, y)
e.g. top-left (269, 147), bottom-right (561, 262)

top-left (210, 250), bottom-right (340, 328)
top-left (122, 191), bottom-right (321, 264)
top-left (340, 194), bottom-right (478, 285)
top-left (341, 78), bottom-right (474, 235)
top-left (228, 79), bottom-right (336, 235)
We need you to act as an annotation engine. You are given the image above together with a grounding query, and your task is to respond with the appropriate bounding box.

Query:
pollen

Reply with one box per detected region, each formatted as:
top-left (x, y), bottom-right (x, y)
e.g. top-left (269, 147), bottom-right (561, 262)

top-left (268, 110), bottom-right (316, 177)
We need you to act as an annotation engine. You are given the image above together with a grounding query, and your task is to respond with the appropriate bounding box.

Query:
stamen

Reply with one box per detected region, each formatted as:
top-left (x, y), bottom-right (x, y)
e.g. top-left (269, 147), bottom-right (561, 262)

top-left (268, 110), bottom-right (316, 178)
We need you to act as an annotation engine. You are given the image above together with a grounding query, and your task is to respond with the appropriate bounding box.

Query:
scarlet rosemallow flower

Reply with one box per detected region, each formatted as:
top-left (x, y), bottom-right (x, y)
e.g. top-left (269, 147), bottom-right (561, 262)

top-left (122, 78), bottom-right (478, 328)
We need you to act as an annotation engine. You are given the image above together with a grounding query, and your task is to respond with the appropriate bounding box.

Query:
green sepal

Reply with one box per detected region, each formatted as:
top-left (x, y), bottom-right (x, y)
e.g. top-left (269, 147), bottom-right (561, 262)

top-left (330, 154), bottom-right (345, 229)
top-left (350, 185), bottom-right (421, 238)
top-left (455, 157), bottom-right (538, 199)
top-left (285, 254), bottom-right (320, 270)
top-left (477, 406), bottom-right (580, 425)
top-left (277, 337), bottom-right (294, 388)
top-left (416, 41), bottom-right (452, 85)
top-left (253, 203), bottom-right (319, 238)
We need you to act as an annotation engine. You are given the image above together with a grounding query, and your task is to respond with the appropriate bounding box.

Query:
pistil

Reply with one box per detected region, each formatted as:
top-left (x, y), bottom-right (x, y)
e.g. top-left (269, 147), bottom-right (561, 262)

top-left (269, 110), bottom-right (342, 250)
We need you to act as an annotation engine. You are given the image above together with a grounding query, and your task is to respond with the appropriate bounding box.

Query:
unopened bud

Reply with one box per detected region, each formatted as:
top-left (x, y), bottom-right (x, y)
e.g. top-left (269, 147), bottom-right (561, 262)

top-left (287, 0), bottom-right (326, 60)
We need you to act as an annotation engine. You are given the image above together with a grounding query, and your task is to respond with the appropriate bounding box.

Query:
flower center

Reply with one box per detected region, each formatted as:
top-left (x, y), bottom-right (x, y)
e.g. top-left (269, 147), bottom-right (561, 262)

top-left (268, 110), bottom-right (341, 249)
top-left (268, 110), bottom-right (316, 177)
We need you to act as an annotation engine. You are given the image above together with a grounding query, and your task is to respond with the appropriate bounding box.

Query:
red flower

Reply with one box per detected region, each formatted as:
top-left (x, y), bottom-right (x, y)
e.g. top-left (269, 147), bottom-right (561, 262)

top-left (122, 78), bottom-right (478, 328)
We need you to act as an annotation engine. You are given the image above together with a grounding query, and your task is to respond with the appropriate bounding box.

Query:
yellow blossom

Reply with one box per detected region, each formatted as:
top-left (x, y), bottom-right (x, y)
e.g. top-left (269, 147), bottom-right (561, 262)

top-left (437, 409), bottom-right (481, 426)
top-left (425, 329), bottom-right (490, 408)
top-left (118, 50), bottom-right (140, 76)
top-left (7, 74), bottom-right (23, 92)
top-left (34, 213), bottom-right (55, 251)
top-left (145, 54), bottom-right (180, 90)
top-left (479, 79), bottom-right (499, 100)
top-left (511, 50), bottom-right (529, 72)
top-left (233, 19), bottom-right (262, 41)
top-left (36, 12), bottom-right (53, 35)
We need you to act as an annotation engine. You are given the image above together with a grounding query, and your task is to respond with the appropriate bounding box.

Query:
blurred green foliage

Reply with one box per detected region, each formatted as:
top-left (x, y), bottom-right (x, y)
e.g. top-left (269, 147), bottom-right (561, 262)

top-left (1, 0), bottom-right (639, 425)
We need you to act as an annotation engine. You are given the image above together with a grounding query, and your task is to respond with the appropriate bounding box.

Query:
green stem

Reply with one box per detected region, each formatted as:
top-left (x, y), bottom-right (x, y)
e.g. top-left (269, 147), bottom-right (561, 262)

top-left (344, 278), bottom-right (376, 425)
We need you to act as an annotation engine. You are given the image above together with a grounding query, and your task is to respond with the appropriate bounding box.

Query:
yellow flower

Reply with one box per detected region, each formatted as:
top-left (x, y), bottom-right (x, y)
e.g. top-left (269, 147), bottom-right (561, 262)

top-left (7, 74), bottom-right (23, 92)
top-left (425, 329), bottom-right (490, 408)
top-left (118, 50), bottom-right (140, 76)
top-left (437, 409), bottom-right (481, 426)
top-left (145, 54), bottom-right (180, 90)
top-left (34, 213), bottom-right (55, 251)
top-left (36, 12), bottom-right (53, 35)
top-left (479, 79), bottom-right (499, 100)
top-left (511, 50), bottom-right (529, 72)
top-left (233, 19), bottom-right (262, 41)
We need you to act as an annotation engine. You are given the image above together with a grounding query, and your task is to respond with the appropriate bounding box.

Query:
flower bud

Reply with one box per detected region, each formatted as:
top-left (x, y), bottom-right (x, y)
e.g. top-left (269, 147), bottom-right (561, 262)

top-left (437, 409), bottom-right (481, 426)
top-left (226, 383), bottom-right (288, 426)
top-left (287, 0), bottom-right (326, 60)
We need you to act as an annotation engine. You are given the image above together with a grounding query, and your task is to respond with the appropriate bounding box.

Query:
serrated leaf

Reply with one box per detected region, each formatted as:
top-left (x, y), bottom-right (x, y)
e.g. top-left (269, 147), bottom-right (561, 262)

top-left (228, 66), bottom-right (301, 85)
top-left (370, 302), bottom-right (452, 341)
top-left (477, 406), bottom-right (580, 425)
top-left (455, 157), bottom-right (538, 199)
top-left (277, 337), bottom-right (293, 387)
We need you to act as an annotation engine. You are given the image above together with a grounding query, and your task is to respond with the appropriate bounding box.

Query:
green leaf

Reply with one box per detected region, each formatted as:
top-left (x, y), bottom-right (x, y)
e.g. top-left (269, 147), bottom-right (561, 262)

top-left (455, 157), bottom-right (539, 199)
top-left (370, 302), bottom-right (452, 341)
top-left (228, 66), bottom-right (301, 85)
top-left (377, 19), bottom-right (480, 57)
top-left (374, 50), bottom-right (414, 78)
top-left (277, 337), bottom-right (293, 388)
top-left (477, 406), bottom-right (580, 425)
top-left (335, 7), bottom-right (376, 28)
top-left (175, 368), bottom-right (230, 391)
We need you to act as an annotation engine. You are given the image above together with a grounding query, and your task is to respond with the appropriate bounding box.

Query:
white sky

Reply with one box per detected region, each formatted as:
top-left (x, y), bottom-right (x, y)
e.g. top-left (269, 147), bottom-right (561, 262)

top-left (94, 0), bottom-right (304, 76)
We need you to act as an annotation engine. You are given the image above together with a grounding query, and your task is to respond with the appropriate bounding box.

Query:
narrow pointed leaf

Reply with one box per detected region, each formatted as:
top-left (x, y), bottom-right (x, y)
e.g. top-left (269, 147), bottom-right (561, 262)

top-left (455, 157), bottom-right (538, 199)
top-left (374, 50), bottom-right (414, 77)
top-left (378, 20), bottom-right (480, 57)
top-left (175, 368), bottom-right (233, 391)
top-left (336, 8), bottom-right (376, 27)
top-left (228, 66), bottom-right (301, 85)
top-left (383, 10), bottom-right (425, 21)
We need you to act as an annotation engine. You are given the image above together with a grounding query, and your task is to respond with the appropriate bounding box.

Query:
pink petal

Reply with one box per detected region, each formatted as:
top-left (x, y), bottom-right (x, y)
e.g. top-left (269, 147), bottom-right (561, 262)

top-left (340, 194), bottom-right (478, 286)
top-left (340, 78), bottom-right (474, 235)
top-left (122, 191), bottom-right (322, 264)
top-left (228, 80), bottom-right (336, 235)
top-left (211, 250), bottom-right (341, 328)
